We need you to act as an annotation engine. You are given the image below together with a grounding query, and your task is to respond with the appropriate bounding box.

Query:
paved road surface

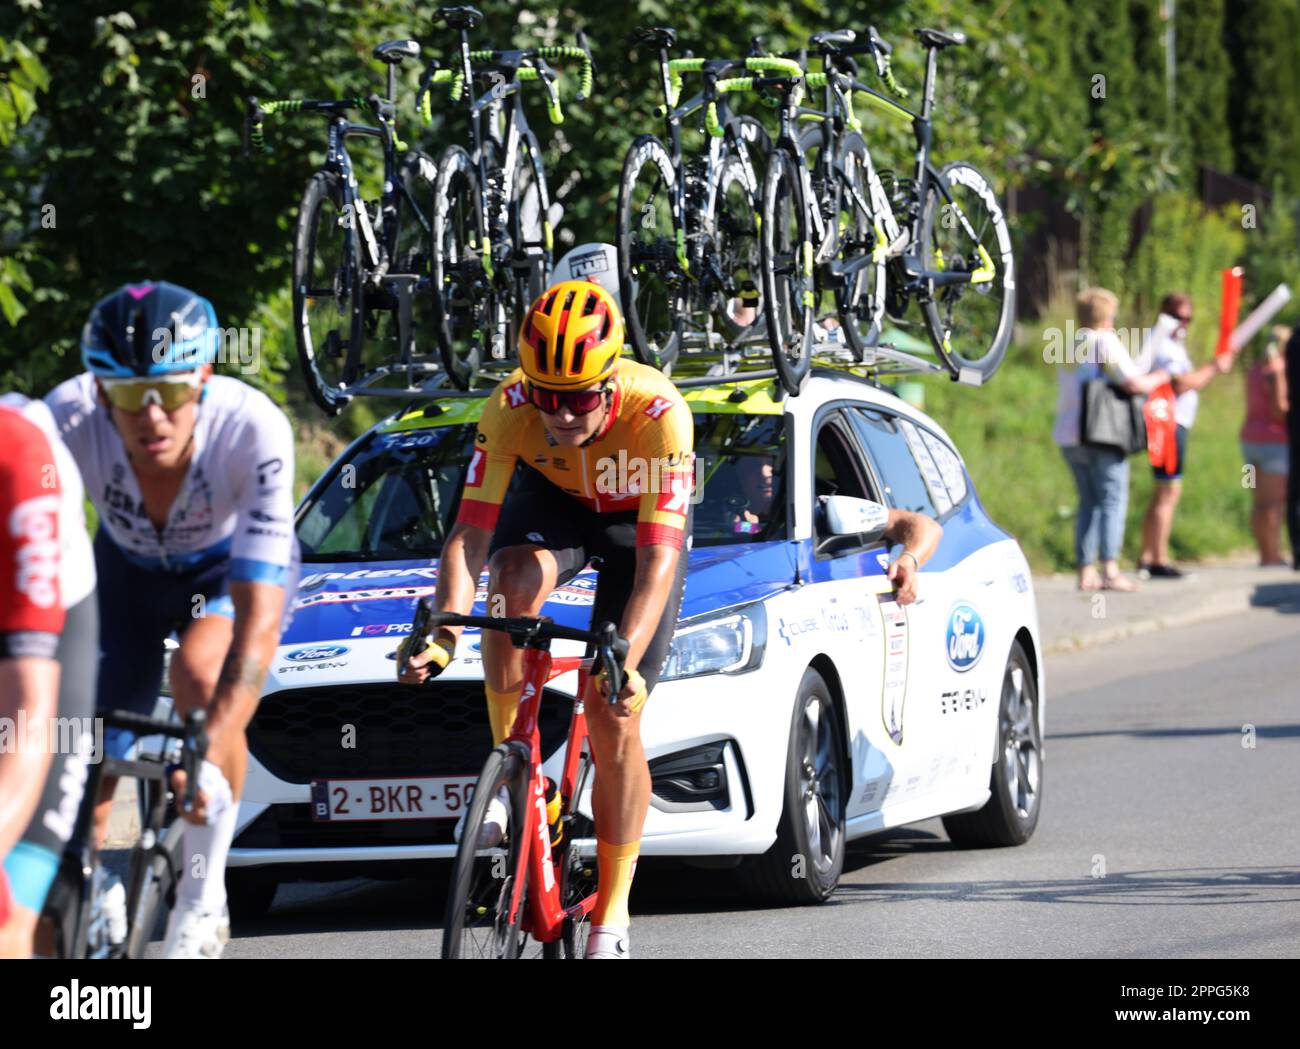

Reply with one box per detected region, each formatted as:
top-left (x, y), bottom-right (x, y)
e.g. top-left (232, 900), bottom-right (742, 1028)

top-left (187, 600), bottom-right (1299, 959)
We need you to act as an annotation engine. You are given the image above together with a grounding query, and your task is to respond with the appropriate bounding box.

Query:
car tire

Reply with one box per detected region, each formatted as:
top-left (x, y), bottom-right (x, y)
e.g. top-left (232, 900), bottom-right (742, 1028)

top-left (740, 667), bottom-right (846, 904)
top-left (225, 868), bottom-right (278, 921)
top-left (942, 640), bottom-right (1042, 847)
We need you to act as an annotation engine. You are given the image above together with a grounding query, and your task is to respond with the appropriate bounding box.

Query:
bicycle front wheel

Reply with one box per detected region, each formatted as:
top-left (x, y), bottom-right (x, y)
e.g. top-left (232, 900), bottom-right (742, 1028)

top-left (293, 170), bottom-right (363, 415)
top-left (918, 161), bottom-right (1016, 384)
top-left (442, 743), bottom-right (533, 959)
top-left (759, 146), bottom-right (814, 394)
top-left (616, 135), bottom-right (686, 370)
top-left (124, 820), bottom-right (183, 959)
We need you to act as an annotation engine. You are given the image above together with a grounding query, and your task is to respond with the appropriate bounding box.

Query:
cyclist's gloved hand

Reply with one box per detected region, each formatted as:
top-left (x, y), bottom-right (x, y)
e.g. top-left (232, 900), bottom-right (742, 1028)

top-left (397, 633), bottom-right (455, 684)
top-left (169, 758), bottom-right (233, 826)
top-left (594, 665), bottom-right (647, 715)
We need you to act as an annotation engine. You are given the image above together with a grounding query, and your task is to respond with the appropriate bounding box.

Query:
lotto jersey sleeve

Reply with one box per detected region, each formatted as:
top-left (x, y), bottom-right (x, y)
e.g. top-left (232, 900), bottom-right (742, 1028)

top-left (0, 407), bottom-right (63, 656)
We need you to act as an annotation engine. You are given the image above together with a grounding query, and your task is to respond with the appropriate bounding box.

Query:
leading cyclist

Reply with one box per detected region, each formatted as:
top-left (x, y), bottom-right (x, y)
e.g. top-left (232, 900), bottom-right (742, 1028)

top-left (45, 281), bottom-right (299, 958)
top-left (400, 280), bottom-right (693, 959)
top-left (0, 396), bottom-right (96, 957)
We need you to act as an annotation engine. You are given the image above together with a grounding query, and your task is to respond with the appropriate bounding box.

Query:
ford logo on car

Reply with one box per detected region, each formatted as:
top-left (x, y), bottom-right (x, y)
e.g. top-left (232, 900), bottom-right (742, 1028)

top-left (945, 604), bottom-right (984, 672)
top-left (286, 645), bottom-right (350, 662)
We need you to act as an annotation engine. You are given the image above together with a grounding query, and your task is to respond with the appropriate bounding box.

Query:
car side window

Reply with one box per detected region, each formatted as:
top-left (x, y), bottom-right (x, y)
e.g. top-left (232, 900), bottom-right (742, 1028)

top-left (813, 414), bottom-right (881, 551)
top-left (917, 427), bottom-right (969, 507)
top-left (846, 408), bottom-right (939, 518)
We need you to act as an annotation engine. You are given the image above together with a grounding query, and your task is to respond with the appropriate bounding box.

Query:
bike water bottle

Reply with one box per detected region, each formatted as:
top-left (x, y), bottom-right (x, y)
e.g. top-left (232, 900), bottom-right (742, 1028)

top-left (545, 777), bottom-right (564, 848)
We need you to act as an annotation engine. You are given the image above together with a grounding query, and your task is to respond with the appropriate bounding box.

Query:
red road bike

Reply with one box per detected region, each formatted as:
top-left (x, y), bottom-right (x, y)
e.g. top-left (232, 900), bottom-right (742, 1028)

top-left (425, 604), bottom-right (628, 959)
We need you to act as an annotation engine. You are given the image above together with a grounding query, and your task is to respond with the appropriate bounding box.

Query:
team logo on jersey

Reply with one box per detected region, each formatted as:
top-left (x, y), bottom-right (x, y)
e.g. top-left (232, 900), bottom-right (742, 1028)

top-left (10, 493), bottom-right (59, 609)
top-left (466, 448), bottom-right (486, 487)
top-left (655, 470), bottom-right (694, 514)
top-left (644, 397), bottom-right (674, 420)
top-left (505, 382), bottom-right (528, 409)
top-left (945, 602), bottom-right (985, 673)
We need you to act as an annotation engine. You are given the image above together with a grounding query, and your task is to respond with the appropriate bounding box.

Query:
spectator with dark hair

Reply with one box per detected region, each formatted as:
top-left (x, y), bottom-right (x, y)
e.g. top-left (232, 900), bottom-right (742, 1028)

top-left (1240, 325), bottom-right (1291, 566)
top-left (1136, 293), bottom-right (1234, 580)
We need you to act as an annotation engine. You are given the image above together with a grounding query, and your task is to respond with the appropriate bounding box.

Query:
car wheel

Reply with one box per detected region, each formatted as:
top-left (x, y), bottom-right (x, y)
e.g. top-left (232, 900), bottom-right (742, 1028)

top-left (740, 667), bottom-right (846, 904)
top-left (225, 868), bottom-right (278, 921)
top-left (942, 640), bottom-right (1042, 847)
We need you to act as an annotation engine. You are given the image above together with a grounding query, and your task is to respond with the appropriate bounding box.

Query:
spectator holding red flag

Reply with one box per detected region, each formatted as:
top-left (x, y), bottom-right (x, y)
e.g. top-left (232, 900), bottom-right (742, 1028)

top-left (1136, 293), bottom-right (1235, 579)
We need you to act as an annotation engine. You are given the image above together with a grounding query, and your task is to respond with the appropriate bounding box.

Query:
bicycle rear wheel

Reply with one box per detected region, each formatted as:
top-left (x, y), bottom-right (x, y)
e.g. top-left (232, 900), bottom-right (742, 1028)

top-left (553, 747), bottom-right (597, 959)
top-left (442, 743), bottom-right (532, 959)
top-left (293, 171), bottom-right (363, 415)
top-left (510, 130), bottom-right (552, 313)
top-left (617, 135), bottom-right (687, 370)
top-left (760, 146), bottom-right (814, 393)
top-left (360, 152), bottom-right (439, 370)
top-left (432, 146), bottom-right (490, 390)
top-left (708, 145), bottom-right (764, 346)
top-left (918, 161), bottom-right (1015, 384)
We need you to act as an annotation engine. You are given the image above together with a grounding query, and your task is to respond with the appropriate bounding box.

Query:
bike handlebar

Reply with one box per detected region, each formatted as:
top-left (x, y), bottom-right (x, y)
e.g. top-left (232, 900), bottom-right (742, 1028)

top-left (413, 601), bottom-right (631, 702)
top-left (420, 41), bottom-right (594, 126)
top-left (705, 62), bottom-right (804, 137)
top-left (102, 709), bottom-right (209, 815)
top-left (243, 95), bottom-right (369, 155)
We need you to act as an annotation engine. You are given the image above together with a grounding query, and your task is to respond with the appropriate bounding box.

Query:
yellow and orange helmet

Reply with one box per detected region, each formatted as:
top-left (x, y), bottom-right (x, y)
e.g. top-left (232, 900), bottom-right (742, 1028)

top-left (517, 280), bottom-right (624, 390)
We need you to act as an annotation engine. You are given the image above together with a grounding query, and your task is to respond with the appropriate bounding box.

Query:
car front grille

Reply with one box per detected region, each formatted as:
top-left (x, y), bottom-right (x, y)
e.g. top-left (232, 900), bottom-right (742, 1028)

top-left (248, 681), bottom-right (572, 783)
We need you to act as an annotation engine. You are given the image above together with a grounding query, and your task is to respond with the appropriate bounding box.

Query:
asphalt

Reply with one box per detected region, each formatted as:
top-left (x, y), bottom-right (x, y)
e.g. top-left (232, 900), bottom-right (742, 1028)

top-left (101, 559), bottom-right (1300, 959)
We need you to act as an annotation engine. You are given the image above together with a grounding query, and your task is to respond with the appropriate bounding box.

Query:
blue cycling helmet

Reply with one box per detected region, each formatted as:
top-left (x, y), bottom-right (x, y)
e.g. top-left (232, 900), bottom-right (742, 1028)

top-left (81, 281), bottom-right (219, 378)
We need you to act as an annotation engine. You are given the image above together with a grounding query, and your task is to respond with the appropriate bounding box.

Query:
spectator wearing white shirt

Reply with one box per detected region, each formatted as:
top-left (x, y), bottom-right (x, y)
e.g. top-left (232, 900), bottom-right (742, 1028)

top-left (1137, 293), bottom-right (1235, 579)
top-left (1054, 288), bottom-right (1172, 591)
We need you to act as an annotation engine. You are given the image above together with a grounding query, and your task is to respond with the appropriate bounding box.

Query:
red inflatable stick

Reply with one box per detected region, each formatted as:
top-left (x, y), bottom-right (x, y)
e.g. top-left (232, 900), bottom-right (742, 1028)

top-left (1216, 267), bottom-right (1244, 357)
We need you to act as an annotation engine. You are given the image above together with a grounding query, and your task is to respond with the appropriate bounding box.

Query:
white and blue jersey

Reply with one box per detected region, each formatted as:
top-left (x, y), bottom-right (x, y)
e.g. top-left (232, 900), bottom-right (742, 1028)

top-left (45, 373), bottom-right (299, 759)
top-left (45, 373), bottom-right (297, 586)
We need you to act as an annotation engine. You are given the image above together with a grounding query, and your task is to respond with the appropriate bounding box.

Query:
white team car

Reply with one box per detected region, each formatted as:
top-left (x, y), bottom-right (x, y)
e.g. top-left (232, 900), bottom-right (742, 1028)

top-left (225, 369), bottom-right (1044, 913)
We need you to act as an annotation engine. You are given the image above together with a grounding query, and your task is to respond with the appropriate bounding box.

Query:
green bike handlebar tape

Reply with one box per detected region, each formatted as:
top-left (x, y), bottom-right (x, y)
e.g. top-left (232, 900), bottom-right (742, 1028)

top-left (666, 57), bottom-right (706, 109)
top-left (705, 76), bottom-right (754, 137)
top-left (744, 56), bottom-right (803, 78)
top-left (515, 67), bottom-right (564, 123)
top-left (537, 45), bottom-right (594, 101)
top-left (880, 56), bottom-right (909, 98)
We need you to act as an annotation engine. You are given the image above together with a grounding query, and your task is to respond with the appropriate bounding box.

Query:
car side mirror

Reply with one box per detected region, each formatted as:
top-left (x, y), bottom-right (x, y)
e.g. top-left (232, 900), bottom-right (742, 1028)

top-left (821, 495), bottom-right (890, 542)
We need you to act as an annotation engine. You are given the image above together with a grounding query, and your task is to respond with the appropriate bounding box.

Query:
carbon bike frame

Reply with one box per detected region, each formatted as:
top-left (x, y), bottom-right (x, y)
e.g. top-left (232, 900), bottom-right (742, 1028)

top-left (501, 648), bottom-right (598, 943)
top-left (652, 49), bottom-right (761, 282)
top-left (795, 40), bottom-right (983, 292)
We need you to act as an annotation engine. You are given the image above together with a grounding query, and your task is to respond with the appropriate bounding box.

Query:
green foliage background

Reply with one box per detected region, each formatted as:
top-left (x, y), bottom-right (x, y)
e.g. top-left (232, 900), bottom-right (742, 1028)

top-left (2, 0), bottom-right (1299, 567)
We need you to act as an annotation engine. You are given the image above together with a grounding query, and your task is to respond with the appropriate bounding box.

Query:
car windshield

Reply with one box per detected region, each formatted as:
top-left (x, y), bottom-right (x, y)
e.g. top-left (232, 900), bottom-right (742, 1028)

top-left (296, 410), bottom-right (788, 562)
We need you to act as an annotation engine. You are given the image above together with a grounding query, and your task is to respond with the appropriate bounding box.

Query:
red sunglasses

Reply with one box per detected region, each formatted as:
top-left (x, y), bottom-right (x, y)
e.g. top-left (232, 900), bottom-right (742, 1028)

top-left (527, 384), bottom-right (608, 416)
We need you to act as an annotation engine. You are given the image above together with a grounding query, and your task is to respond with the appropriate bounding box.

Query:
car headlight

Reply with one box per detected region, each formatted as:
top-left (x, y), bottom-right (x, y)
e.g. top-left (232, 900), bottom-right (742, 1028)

top-left (659, 604), bottom-right (766, 681)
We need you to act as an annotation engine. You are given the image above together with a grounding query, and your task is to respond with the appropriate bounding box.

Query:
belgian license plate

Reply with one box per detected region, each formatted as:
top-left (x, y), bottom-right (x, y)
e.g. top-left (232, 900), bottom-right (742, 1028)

top-left (310, 777), bottom-right (478, 822)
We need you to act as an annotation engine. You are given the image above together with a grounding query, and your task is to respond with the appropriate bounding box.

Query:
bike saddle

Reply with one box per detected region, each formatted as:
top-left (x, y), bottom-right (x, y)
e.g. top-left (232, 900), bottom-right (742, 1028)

top-left (373, 39), bottom-right (421, 64)
top-left (630, 26), bottom-right (677, 50)
top-left (810, 29), bottom-right (856, 49)
top-left (915, 27), bottom-right (967, 49)
top-left (439, 5), bottom-right (484, 30)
